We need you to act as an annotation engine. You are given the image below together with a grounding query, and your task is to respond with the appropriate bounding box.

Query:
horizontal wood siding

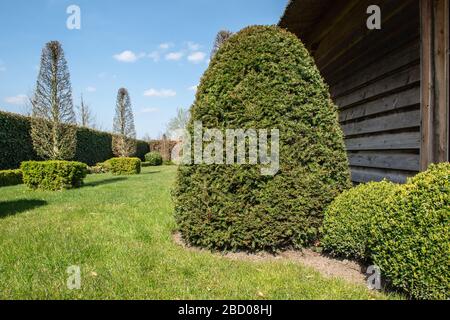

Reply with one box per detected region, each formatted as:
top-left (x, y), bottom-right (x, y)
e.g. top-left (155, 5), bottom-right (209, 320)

top-left (313, 0), bottom-right (421, 183)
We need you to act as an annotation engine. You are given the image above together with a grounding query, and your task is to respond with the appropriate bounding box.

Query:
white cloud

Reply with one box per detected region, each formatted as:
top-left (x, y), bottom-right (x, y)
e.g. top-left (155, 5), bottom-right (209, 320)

top-left (140, 107), bottom-right (159, 113)
top-left (86, 86), bottom-right (97, 92)
top-left (5, 94), bottom-right (27, 105)
top-left (187, 51), bottom-right (206, 63)
top-left (143, 88), bottom-right (177, 98)
top-left (188, 85), bottom-right (198, 92)
top-left (159, 43), bottom-right (173, 50)
top-left (113, 50), bottom-right (140, 63)
top-left (165, 52), bottom-right (184, 61)
top-left (187, 42), bottom-right (201, 51)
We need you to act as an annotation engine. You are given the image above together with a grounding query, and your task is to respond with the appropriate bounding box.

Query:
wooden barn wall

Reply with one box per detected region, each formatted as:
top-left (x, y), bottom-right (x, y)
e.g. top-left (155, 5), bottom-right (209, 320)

top-left (307, 0), bottom-right (421, 183)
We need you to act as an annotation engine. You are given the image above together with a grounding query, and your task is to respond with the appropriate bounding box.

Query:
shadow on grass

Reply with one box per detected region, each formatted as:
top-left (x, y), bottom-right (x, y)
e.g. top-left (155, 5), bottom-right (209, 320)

top-left (0, 199), bottom-right (47, 219)
top-left (84, 177), bottom-right (127, 188)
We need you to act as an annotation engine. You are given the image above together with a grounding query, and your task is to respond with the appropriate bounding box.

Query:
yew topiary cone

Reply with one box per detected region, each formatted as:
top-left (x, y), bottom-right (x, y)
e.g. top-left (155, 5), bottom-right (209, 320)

top-left (174, 26), bottom-right (351, 251)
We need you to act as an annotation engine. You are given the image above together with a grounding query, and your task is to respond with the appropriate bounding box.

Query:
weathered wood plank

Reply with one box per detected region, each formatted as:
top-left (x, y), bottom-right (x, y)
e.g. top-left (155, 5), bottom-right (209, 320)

top-left (342, 109), bottom-right (420, 137)
top-left (319, 0), bottom-right (419, 77)
top-left (345, 132), bottom-right (420, 151)
top-left (420, 0), bottom-right (433, 170)
top-left (331, 42), bottom-right (420, 99)
top-left (434, 0), bottom-right (449, 162)
top-left (350, 167), bottom-right (415, 183)
top-left (316, 0), bottom-right (414, 70)
top-left (339, 87), bottom-right (420, 122)
top-left (304, 1), bottom-right (360, 52)
top-left (324, 8), bottom-right (420, 86)
top-left (348, 151), bottom-right (420, 171)
top-left (420, 0), bottom-right (449, 169)
top-left (334, 64), bottom-right (420, 109)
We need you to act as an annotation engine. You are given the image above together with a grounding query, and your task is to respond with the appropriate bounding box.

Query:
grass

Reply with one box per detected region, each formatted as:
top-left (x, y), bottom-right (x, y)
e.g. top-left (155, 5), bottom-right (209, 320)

top-left (0, 166), bottom-right (401, 300)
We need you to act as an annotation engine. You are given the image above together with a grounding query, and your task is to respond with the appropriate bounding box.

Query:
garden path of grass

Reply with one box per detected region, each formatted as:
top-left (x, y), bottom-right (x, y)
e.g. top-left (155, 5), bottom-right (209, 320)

top-left (0, 166), bottom-right (401, 299)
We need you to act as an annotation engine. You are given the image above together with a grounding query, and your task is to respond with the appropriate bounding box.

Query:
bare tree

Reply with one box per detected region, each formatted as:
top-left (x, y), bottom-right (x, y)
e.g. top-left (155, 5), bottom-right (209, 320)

top-left (77, 94), bottom-right (93, 128)
top-left (112, 88), bottom-right (136, 157)
top-left (142, 133), bottom-right (152, 142)
top-left (211, 30), bottom-right (233, 58)
top-left (166, 107), bottom-right (190, 139)
top-left (30, 41), bottom-right (77, 160)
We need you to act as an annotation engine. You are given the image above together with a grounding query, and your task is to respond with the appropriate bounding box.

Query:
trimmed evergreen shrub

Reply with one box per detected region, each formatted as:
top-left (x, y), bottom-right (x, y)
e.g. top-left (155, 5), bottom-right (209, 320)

top-left (369, 163), bottom-right (450, 300)
top-left (0, 169), bottom-right (23, 187)
top-left (74, 127), bottom-right (114, 165)
top-left (173, 26), bottom-right (351, 251)
top-left (135, 141), bottom-right (150, 161)
top-left (95, 161), bottom-right (111, 173)
top-left (106, 157), bottom-right (141, 175)
top-left (322, 181), bottom-right (400, 261)
top-left (0, 110), bottom-right (149, 169)
top-left (21, 161), bottom-right (87, 190)
top-left (0, 111), bottom-right (39, 170)
top-left (145, 152), bottom-right (163, 166)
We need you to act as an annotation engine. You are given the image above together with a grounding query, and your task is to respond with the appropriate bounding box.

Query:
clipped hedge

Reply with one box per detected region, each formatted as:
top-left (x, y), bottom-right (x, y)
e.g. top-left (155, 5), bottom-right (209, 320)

top-left (174, 26), bottom-right (351, 251)
top-left (369, 163), bottom-right (450, 300)
top-left (0, 169), bottom-right (23, 187)
top-left (106, 157), bottom-right (141, 175)
top-left (136, 141), bottom-right (151, 161)
top-left (74, 127), bottom-right (114, 165)
top-left (0, 111), bottom-right (39, 170)
top-left (322, 181), bottom-right (400, 261)
top-left (145, 152), bottom-right (163, 166)
top-left (21, 161), bottom-right (87, 190)
top-left (0, 110), bottom-right (149, 169)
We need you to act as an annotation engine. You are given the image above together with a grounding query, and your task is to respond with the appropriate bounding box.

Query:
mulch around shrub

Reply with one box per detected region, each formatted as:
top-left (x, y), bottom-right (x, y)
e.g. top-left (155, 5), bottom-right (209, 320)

top-left (173, 232), bottom-right (368, 286)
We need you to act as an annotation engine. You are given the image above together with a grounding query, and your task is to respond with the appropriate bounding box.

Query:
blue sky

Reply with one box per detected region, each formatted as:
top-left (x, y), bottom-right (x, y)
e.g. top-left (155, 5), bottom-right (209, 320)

top-left (0, 0), bottom-right (287, 138)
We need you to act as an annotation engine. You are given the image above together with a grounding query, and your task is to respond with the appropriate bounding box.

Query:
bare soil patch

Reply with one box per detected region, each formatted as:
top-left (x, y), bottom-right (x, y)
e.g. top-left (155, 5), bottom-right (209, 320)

top-left (173, 232), bottom-right (368, 286)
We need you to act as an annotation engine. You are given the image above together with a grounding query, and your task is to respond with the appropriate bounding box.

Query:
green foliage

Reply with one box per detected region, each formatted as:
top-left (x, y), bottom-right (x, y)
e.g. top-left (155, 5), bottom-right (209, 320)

top-left (369, 163), bottom-right (450, 300)
top-left (322, 163), bottom-right (449, 299)
top-left (94, 161), bottom-right (111, 173)
top-left (322, 181), bottom-right (400, 260)
top-left (0, 169), bottom-right (23, 187)
top-left (135, 140), bottom-right (150, 161)
top-left (145, 152), bottom-right (163, 166)
top-left (0, 111), bottom-right (40, 170)
top-left (74, 127), bottom-right (114, 166)
top-left (0, 110), bottom-right (148, 169)
top-left (174, 26), bottom-right (351, 251)
top-left (21, 160), bottom-right (87, 191)
top-left (106, 157), bottom-right (141, 175)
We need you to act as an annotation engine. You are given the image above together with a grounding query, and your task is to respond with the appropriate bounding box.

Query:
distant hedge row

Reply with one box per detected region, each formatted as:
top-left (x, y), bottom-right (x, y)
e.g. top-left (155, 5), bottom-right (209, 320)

top-left (0, 110), bottom-right (149, 170)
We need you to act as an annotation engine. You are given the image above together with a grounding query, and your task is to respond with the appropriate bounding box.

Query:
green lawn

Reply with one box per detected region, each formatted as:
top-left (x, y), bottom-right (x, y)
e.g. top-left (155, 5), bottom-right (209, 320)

top-left (0, 166), bottom-right (399, 299)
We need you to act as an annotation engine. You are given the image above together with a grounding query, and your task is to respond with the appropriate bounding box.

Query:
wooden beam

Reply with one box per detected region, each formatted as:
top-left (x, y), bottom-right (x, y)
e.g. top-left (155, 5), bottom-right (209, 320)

top-left (420, 0), bottom-right (450, 170)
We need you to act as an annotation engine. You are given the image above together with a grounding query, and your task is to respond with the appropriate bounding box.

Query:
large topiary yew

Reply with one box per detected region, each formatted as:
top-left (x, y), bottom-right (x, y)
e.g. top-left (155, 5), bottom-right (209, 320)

top-left (174, 26), bottom-right (351, 252)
